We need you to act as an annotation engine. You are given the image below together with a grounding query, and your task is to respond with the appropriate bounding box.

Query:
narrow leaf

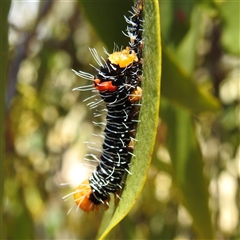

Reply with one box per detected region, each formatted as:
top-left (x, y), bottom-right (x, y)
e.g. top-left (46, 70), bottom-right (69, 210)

top-left (162, 46), bottom-right (221, 113)
top-left (219, 1), bottom-right (240, 55)
top-left (78, 0), bottom-right (132, 49)
top-left (176, 6), bottom-right (202, 73)
top-left (161, 99), bottom-right (214, 239)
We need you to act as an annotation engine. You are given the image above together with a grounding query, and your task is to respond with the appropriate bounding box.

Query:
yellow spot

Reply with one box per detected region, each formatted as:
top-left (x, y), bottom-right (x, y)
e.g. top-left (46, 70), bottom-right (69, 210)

top-left (108, 47), bottom-right (138, 68)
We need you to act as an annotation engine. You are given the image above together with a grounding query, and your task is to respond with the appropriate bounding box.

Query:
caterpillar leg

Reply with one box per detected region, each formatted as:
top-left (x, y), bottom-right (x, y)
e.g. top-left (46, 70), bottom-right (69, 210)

top-left (128, 86), bottom-right (142, 103)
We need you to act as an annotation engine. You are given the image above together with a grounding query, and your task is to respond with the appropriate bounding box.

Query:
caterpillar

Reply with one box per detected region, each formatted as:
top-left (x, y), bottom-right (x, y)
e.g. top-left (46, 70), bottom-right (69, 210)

top-left (67, 0), bottom-right (143, 213)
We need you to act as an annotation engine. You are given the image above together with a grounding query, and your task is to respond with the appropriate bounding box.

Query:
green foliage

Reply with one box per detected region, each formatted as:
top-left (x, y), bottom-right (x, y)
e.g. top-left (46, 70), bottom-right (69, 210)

top-left (161, 99), bottom-right (213, 239)
top-left (218, 1), bottom-right (240, 55)
top-left (78, 0), bottom-right (132, 50)
top-left (162, 46), bottom-right (220, 114)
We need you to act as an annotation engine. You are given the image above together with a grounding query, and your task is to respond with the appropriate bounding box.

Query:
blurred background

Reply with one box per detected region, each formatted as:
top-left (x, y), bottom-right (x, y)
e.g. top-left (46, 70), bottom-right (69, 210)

top-left (3, 0), bottom-right (239, 239)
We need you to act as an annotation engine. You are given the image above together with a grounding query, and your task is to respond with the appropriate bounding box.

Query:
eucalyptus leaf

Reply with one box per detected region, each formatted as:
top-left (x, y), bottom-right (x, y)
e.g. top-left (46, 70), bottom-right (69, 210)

top-left (219, 1), bottom-right (240, 55)
top-left (162, 45), bottom-right (221, 113)
top-left (78, 0), bottom-right (132, 50)
top-left (161, 99), bottom-right (214, 239)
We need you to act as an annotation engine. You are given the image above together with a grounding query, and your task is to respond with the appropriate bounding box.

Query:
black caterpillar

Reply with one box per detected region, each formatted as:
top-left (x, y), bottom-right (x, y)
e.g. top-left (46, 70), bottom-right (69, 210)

top-left (70, 0), bottom-right (143, 213)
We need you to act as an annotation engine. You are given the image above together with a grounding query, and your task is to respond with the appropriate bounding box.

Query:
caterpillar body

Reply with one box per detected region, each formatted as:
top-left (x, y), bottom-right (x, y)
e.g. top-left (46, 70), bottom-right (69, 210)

top-left (69, 0), bottom-right (143, 213)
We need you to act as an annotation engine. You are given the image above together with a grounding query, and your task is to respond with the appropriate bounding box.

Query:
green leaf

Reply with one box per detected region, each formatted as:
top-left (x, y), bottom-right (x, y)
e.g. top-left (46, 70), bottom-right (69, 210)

top-left (159, 0), bottom-right (173, 42)
top-left (160, 0), bottom-right (195, 46)
top-left (162, 45), bottom-right (221, 113)
top-left (78, 0), bottom-right (132, 50)
top-left (97, 1), bottom-right (162, 239)
top-left (176, 5), bottom-right (202, 74)
top-left (161, 98), bottom-right (214, 239)
top-left (219, 1), bottom-right (240, 55)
